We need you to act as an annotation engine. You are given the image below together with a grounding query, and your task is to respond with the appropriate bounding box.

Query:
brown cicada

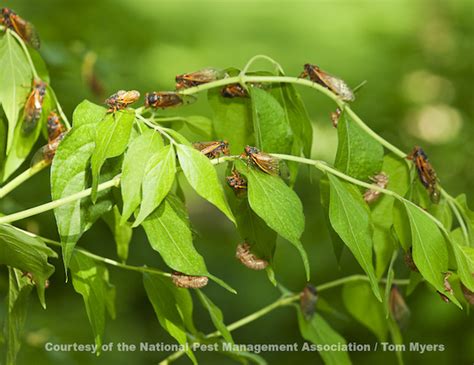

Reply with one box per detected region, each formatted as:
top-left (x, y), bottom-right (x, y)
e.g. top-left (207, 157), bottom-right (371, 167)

top-left (23, 79), bottom-right (47, 134)
top-left (300, 284), bottom-right (318, 320)
top-left (175, 67), bottom-right (225, 90)
top-left (407, 146), bottom-right (440, 203)
top-left (171, 272), bottom-right (208, 289)
top-left (46, 111), bottom-right (65, 142)
top-left (31, 111), bottom-right (67, 166)
top-left (221, 83), bottom-right (248, 98)
top-left (299, 64), bottom-right (355, 102)
top-left (1, 8), bottom-right (40, 49)
top-left (105, 90), bottom-right (140, 112)
top-left (363, 172), bottom-right (389, 204)
top-left (243, 145), bottom-right (279, 176)
top-left (235, 243), bottom-right (269, 271)
top-left (192, 140), bottom-right (229, 159)
top-left (144, 92), bottom-right (196, 109)
top-left (226, 168), bottom-right (247, 195)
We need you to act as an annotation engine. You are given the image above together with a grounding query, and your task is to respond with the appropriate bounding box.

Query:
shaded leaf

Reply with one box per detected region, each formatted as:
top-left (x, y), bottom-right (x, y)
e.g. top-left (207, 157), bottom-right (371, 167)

top-left (250, 87), bottom-right (292, 153)
top-left (143, 272), bottom-right (197, 364)
top-left (70, 251), bottom-right (116, 354)
top-left (197, 290), bottom-right (234, 344)
top-left (236, 160), bottom-right (309, 280)
top-left (449, 228), bottom-right (474, 292)
top-left (328, 174), bottom-right (381, 300)
top-left (208, 88), bottom-right (253, 154)
top-left (177, 143), bottom-right (235, 223)
top-left (297, 308), bottom-right (351, 365)
top-left (342, 281), bottom-right (388, 341)
top-left (0, 224), bottom-right (57, 308)
top-left (334, 113), bottom-right (383, 181)
top-left (134, 144), bottom-right (176, 226)
top-left (91, 110), bottom-right (135, 201)
top-left (102, 206), bottom-right (133, 263)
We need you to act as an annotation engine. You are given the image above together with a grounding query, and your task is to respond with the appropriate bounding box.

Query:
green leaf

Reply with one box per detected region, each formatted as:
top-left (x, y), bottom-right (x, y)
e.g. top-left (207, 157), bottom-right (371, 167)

top-left (51, 124), bottom-right (115, 273)
top-left (183, 115), bottom-right (213, 139)
top-left (2, 91), bottom-right (53, 181)
top-left (91, 110), bottom-right (135, 201)
top-left (141, 195), bottom-right (208, 276)
top-left (449, 228), bottom-right (474, 292)
top-left (134, 144), bottom-right (176, 226)
top-left (177, 143), bottom-right (235, 223)
top-left (236, 160), bottom-right (309, 280)
top-left (250, 87), bottom-right (292, 153)
top-left (342, 281), bottom-right (388, 341)
top-left (120, 128), bottom-right (164, 224)
top-left (328, 174), bottom-right (381, 301)
top-left (102, 206), bottom-right (133, 263)
top-left (0, 224), bottom-right (57, 308)
top-left (297, 309), bottom-right (352, 365)
top-left (208, 88), bottom-right (253, 154)
top-left (402, 201), bottom-right (461, 307)
top-left (429, 198), bottom-right (453, 231)
top-left (70, 251), bottom-right (116, 355)
top-left (6, 268), bottom-right (34, 365)
top-left (197, 290), bottom-right (234, 344)
top-left (0, 32), bottom-right (33, 152)
top-left (143, 273), bottom-right (197, 364)
top-left (371, 154), bottom-right (410, 277)
top-left (334, 113), bottom-right (384, 181)
top-left (72, 100), bottom-right (107, 128)
top-left (455, 194), bottom-right (474, 244)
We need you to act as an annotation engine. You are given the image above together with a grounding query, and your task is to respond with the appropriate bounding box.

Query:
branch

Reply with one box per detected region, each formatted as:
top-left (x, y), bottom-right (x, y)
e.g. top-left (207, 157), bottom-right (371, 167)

top-left (0, 160), bottom-right (49, 199)
top-left (159, 274), bottom-right (410, 364)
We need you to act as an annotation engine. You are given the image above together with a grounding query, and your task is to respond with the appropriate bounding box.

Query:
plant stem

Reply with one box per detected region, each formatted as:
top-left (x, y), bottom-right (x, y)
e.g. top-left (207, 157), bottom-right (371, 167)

top-left (136, 113), bottom-right (176, 144)
top-left (48, 87), bottom-right (71, 129)
top-left (159, 274), bottom-right (410, 364)
top-left (0, 160), bottom-right (49, 199)
top-left (9, 29), bottom-right (39, 79)
top-left (17, 228), bottom-right (170, 277)
top-left (0, 176), bottom-right (120, 224)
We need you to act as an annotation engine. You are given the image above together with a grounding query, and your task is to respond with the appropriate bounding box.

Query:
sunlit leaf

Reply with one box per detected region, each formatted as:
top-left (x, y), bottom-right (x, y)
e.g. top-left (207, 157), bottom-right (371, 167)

top-left (72, 100), bottom-right (107, 128)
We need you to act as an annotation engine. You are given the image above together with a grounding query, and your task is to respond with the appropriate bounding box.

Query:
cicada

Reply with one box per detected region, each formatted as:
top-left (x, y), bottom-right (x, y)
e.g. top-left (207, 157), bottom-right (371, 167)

top-left (31, 132), bottom-right (66, 166)
top-left (363, 172), bottom-right (389, 204)
top-left (46, 111), bottom-right (65, 142)
top-left (192, 140), bottom-right (229, 159)
top-left (235, 243), bottom-right (269, 271)
top-left (243, 145), bottom-right (279, 176)
top-left (1, 8), bottom-right (40, 49)
top-left (226, 168), bottom-right (247, 195)
top-left (23, 79), bottom-right (47, 134)
top-left (171, 272), bottom-right (208, 289)
top-left (144, 92), bottom-right (195, 109)
top-left (299, 64), bottom-right (355, 102)
top-left (105, 90), bottom-right (140, 112)
top-left (300, 284), bottom-right (318, 320)
top-left (221, 83), bottom-right (248, 98)
top-left (175, 67), bottom-right (225, 90)
top-left (407, 146), bottom-right (440, 203)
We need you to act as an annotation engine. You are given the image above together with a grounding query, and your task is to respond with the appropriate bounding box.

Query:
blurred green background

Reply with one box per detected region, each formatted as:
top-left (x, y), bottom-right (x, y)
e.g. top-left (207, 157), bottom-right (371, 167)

top-left (0, 0), bottom-right (473, 364)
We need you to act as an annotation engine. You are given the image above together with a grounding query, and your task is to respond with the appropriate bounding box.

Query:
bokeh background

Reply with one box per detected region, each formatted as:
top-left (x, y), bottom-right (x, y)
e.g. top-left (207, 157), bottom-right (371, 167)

top-left (0, 0), bottom-right (473, 364)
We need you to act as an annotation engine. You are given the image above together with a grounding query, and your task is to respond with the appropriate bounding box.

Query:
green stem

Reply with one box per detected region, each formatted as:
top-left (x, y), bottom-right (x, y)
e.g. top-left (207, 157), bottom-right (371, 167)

top-left (9, 29), bottom-right (39, 79)
top-left (0, 160), bottom-right (49, 199)
top-left (240, 54), bottom-right (285, 75)
top-left (17, 228), bottom-right (170, 277)
top-left (160, 274), bottom-right (409, 364)
top-left (0, 176), bottom-right (120, 224)
top-left (136, 113), bottom-right (176, 144)
top-left (48, 87), bottom-right (71, 129)
top-left (445, 191), bottom-right (470, 245)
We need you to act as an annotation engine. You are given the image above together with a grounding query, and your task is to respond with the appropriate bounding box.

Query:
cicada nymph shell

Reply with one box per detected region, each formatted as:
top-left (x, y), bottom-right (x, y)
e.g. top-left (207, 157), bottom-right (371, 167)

top-left (193, 140), bottom-right (230, 159)
top-left (299, 64), bottom-right (355, 102)
top-left (300, 284), bottom-right (318, 320)
top-left (105, 90), bottom-right (140, 112)
top-left (330, 108), bottom-right (342, 128)
top-left (242, 145), bottom-right (279, 176)
top-left (171, 272), bottom-right (209, 289)
top-left (235, 243), bottom-right (269, 271)
top-left (407, 146), bottom-right (440, 204)
top-left (363, 172), bottom-right (389, 204)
